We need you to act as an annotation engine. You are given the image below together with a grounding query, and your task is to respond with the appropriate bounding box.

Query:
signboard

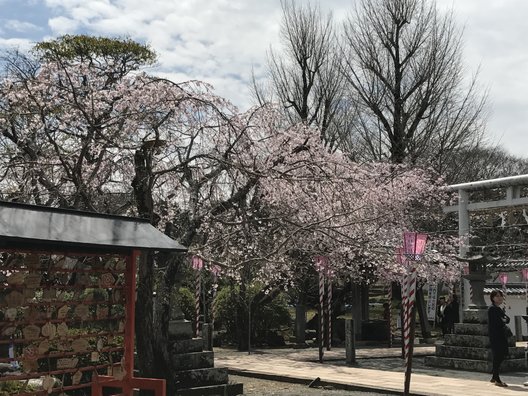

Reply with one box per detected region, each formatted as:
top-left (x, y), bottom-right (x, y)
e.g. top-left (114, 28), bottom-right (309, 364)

top-left (426, 282), bottom-right (438, 322)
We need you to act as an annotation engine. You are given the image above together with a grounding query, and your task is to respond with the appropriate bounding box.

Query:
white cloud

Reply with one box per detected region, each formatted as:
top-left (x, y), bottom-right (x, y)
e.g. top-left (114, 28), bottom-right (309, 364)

top-left (43, 0), bottom-right (283, 109)
top-left (5, 19), bottom-right (41, 33)
top-left (48, 16), bottom-right (80, 34)
top-left (0, 37), bottom-right (34, 51)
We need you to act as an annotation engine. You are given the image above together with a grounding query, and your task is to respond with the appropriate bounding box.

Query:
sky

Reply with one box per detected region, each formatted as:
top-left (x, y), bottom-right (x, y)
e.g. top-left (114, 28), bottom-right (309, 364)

top-left (1, 0), bottom-right (527, 158)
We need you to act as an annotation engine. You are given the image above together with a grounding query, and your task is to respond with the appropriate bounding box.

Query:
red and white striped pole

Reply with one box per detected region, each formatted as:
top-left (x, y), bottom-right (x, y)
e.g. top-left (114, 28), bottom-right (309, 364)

top-left (403, 267), bottom-right (417, 366)
top-left (315, 255), bottom-right (328, 363)
top-left (319, 269), bottom-right (325, 362)
top-left (396, 247), bottom-right (407, 357)
top-left (327, 277), bottom-right (332, 351)
top-left (192, 256), bottom-right (204, 338)
top-left (210, 264), bottom-right (221, 331)
top-left (386, 282), bottom-right (393, 348)
top-left (402, 231), bottom-right (428, 396)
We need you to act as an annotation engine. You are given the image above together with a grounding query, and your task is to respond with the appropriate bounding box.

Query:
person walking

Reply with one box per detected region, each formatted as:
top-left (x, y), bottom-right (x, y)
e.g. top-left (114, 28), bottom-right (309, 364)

top-left (488, 289), bottom-right (510, 387)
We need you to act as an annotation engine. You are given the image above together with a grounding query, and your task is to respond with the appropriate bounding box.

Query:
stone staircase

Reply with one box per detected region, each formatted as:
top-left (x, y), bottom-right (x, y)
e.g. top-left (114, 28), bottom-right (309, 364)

top-left (425, 309), bottom-right (526, 372)
top-left (168, 321), bottom-right (243, 395)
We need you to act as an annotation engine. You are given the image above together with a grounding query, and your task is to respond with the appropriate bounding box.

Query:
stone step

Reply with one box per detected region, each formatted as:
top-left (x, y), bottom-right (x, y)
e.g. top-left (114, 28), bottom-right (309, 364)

top-left (463, 310), bottom-right (487, 324)
top-left (172, 338), bottom-right (205, 354)
top-left (444, 334), bottom-right (488, 348)
top-left (175, 383), bottom-right (243, 396)
top-left (436, 345), bottom-right (525, 360)
top-left (425, 356), bottom-right (526, 373)
top-left (172, 351), bottom-right (214, 371)
top-left (454, 323), bottom-right (488, 336)
top-left (171, 367), bottom-right (229, 389)
top-left (444, 334), bottom-right (517, 348)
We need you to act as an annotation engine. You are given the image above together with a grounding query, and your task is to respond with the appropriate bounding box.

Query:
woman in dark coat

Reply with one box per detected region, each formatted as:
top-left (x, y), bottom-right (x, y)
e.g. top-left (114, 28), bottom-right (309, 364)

top-left (488, 289), bottom-right (510, 387)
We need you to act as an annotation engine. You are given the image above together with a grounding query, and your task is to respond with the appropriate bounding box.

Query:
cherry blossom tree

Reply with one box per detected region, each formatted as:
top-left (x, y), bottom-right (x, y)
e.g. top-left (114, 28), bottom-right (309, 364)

top-left (0, 35), bottom-right (459, 379)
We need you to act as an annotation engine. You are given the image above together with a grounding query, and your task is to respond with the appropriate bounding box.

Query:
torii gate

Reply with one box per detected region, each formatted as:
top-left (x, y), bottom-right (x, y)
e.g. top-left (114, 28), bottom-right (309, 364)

top-left (443, 174), bottom-right (528, 308)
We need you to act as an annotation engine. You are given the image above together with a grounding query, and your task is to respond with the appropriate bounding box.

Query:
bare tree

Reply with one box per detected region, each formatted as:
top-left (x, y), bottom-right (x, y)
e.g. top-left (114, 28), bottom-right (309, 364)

top-left (447, 145), bottom-right (528, 183)
top-left (341, 0), bottom-right (487, 165)
top-left (255, 0), bottom-right (352, 150)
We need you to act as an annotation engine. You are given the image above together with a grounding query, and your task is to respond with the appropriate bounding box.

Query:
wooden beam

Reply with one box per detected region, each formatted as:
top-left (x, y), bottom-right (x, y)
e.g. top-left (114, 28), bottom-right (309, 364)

top-left (444, 197), bottom-right (528, 213)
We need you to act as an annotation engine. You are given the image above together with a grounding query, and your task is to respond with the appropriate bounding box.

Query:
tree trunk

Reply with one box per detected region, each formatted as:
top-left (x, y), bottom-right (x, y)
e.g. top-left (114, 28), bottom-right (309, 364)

top-left (350, 283), bottom-right (363, 340)
top-left (236, 285), bottom-right (249, 351)
top-left (415, 286), bottom-right (432, 339)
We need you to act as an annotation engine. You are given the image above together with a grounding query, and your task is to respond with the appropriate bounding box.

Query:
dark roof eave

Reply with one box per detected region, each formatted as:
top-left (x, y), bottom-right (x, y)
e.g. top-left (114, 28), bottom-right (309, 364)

top-left (0, 201), bottom-right (187, 253)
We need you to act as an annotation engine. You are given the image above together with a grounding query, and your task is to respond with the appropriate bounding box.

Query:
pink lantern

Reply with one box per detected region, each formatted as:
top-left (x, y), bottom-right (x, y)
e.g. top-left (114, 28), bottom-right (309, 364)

top-left (192, 255), bottom-right (204, 271)
top-left (403, 232), bottom-right (428, 261)
top-left (314, 255), bottom-right (329, 273)
top-left (521, 268), bottom-right (528, 282)
top-left (462, 263), bottom-right (470, 276)
top-left (498, 272), bottom-right (508, 286)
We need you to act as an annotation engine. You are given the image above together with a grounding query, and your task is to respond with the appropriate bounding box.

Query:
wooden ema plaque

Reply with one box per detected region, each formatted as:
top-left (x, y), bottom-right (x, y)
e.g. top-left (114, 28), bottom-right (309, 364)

top-left (0, 252), bottom-right (129, 395)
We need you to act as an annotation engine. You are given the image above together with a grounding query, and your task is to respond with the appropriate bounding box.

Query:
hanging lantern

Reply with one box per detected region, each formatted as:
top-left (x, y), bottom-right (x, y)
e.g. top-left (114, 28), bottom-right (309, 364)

top-left (314, 255), bottom-right (329, 272)
top-left (210, 264), bottom-right (222, 278)
top-left (192, 255), bottom-right (204, 271)
top-left (403, 232), bottom-right (428, 261)
top-left (462, 263), bottom-right (470, 276)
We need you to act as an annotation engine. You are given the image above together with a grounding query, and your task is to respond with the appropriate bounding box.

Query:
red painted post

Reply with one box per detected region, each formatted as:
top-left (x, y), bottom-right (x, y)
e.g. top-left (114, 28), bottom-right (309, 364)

top-left (124, 250), bottom-right (138, 392)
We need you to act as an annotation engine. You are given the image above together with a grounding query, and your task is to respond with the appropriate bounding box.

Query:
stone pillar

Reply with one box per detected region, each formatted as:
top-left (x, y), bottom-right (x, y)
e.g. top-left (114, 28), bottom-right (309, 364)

top-left (345, 319), bottom-right (356, 365)
top-left (514, 316), bottom-right (523, 341)
top-left (202, 323), bottom-right (213, 351)
top-left (462, 256), bottom-right (489, 310)
top-left (458, 189), bottom-right (470, 258)
top-left (168, 286), bottom-right (193, 340)
top-left (295, 304), bottom-right (307, 347)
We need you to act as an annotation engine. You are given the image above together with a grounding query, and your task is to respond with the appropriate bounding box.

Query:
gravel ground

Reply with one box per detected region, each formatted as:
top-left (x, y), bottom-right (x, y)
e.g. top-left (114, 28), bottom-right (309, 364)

top-left (229, 375), bottom-right (388, 396)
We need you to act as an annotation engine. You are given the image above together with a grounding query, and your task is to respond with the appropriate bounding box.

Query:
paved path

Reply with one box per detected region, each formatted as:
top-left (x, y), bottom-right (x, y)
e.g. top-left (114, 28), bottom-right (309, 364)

top-left (216, 345), bottom-right (528, 395)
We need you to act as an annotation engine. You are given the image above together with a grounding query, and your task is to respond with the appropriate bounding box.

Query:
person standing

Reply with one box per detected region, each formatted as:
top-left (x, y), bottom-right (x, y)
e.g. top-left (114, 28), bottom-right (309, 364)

top-left (488, 289), bottom-right (510, 387)
top-left (444, 294), bottom-right (459, 334)
top-left (437, 297), bottom-right (448, 336)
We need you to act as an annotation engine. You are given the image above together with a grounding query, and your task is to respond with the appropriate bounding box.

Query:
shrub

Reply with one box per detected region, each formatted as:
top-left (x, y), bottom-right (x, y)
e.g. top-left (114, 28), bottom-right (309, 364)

top-left (213, 285), bottom-right (291, 346)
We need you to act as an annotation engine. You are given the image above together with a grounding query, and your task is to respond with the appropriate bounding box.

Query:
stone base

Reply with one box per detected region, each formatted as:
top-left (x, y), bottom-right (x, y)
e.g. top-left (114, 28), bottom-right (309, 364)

top-left (168, 321), bottom-right (243, 394)
top-left (172, 338), bottom-right (204, 354)
top-left (426, 308), bottom-right (525, 375)
top-left (425, 356), bottom-right (526, 372)
top-left (171, 367), bottom-right (229, 389)
top-left (169, 320), bottom-right (194, 340)
top-left (172, 351), bottom-right (214, 371)
top-left (435, 345), bottom-right (525, 360)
